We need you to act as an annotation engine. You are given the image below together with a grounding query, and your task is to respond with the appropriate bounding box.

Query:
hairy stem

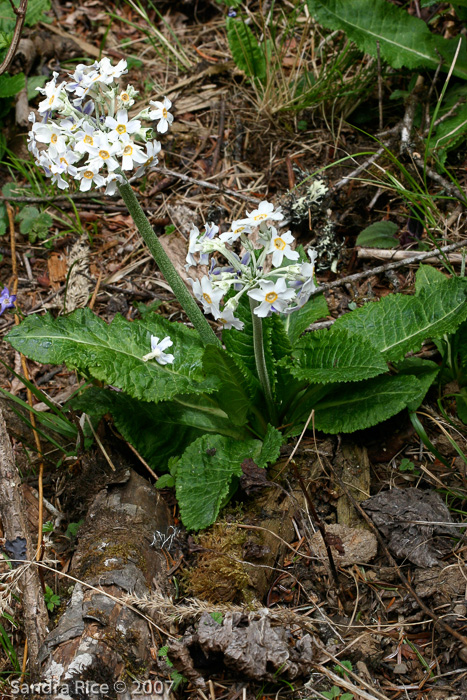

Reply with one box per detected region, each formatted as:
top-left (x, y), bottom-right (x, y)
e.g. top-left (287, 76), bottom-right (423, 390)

top-left (249, 298), bottom-right (278, 425)
top-left (117, 180), bottom-right (220, 347)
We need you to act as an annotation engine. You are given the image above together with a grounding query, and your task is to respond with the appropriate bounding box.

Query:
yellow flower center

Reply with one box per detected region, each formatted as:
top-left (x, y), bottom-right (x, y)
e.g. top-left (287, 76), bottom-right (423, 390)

top-left (83, 170), bottom-right (94, 179)
top-left (254, 213), bottom-right (268, 221)
top-left (273, 237), bottom-right (286, 251)
top-left (146, 156), bottom-right (153, 165)
top-left (218, 318), bottom-right (227, 325)
top-left (265, 291), bottom-right (278, 304)
top-left (99, 150), bottom-right (110, 160)
top-left (48, 96), bottom-right (54, 105)
top-left (51, 134), bottom-right (58, 143)
top-left (59, 157), bottom-right (68, 165)
top-left (116, 124), bottom-right (126, 134)
top-left (162, 108), bottom-right (168, 118)
top-left (84, 135), bottom-right (93, 145)
top-left (123, 145), bottom-right (133, 156)
top-left (121, 93), bottom-right (129, 102)
top-left (203, 293), bottom-right (212, 304)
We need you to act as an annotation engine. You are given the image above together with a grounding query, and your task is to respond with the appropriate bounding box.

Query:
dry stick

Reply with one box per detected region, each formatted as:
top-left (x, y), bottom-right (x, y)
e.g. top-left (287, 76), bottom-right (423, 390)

top-left (326, 454), bottom-right (467, 649)
top-left (357, 247), bottom-right (465, 264)
top-left (309, 238), bottom-right (467, 299)
top-left (0, 0), bottom-right (28, 75)
top-left (151, 166), bottom-right (260, 204)
top-left (210, 100), bottom-right (226, 176)
top-left (7, 203), bottom-right (45, 564)
top-left (0, 409), bottom-right (48, 680)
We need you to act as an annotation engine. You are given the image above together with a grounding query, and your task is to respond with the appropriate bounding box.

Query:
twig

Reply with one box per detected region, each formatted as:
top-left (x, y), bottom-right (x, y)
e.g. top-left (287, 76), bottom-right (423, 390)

top-left (210, 100), bottom-right (226, 176)
top-left (333, 147), bottom-right (385, 190)
top-left (309, 238), bottom-right (467, 298)
top-left (151, 166), bottom-right (260, 204)
top-left (357, 247), bottom-right (465, 264)
top-left (0, 0), bottom-right (28, 75)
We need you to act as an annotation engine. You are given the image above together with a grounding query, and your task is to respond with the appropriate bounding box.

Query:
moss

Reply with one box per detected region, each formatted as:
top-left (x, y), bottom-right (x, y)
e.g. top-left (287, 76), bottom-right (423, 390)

top-left (183, 522), bottom-right (252, 604)
top-left (76, 539), bottom-right (148, 580)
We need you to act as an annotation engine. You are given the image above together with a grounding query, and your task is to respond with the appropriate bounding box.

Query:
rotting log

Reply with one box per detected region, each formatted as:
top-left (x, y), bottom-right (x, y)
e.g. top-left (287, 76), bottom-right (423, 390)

top-left (38, 469), bottom-right (176, 699)
top-left (0, 407), bottom-right (49, 681)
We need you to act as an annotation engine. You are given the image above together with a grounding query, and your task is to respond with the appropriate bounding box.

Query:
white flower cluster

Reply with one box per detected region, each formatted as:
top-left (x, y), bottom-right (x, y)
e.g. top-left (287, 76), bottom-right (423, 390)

top-left (28, 57), bottom-right (173, 195)
top-left (186, 201), bottom-right (317, 330)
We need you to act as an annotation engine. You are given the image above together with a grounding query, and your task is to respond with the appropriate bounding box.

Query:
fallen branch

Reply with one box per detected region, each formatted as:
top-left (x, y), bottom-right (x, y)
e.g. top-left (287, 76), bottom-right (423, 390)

top-left (0, 407), bottom-right (48, 680)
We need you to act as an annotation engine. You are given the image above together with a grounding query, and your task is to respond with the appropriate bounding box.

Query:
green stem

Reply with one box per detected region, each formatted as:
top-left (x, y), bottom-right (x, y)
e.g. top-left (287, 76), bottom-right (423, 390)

top-left (249, 298), bottom-right (278, 426)
top-left (117, 179), bottom-right (220, 347)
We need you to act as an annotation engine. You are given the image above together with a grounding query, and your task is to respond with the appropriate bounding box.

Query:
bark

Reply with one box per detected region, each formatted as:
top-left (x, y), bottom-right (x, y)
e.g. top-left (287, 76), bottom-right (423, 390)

top-left (0, 407), bottom-right (48, 681)
top-left (38, 469), bottom-right (176, 699)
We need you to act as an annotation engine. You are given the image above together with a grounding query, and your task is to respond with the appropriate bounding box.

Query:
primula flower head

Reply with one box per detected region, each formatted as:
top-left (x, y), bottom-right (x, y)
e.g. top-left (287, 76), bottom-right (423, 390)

top-left (28, 57), bottom-right (173, 195)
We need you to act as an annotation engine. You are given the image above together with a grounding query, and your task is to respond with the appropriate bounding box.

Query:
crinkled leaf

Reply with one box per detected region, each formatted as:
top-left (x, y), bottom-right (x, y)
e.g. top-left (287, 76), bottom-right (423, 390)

top-left (257, 424), bottom-right (283, 468)
top-left (285, 328), bottom-right (387, 384)
top-left (414, 263), bottom-right (447, 293)
top-left (226, 16), bottom-right (266, 80)
top-left (203, 344), bottom-right (256, 426)
top-left (306, 0), bottom-right (467, 79)
top-left (71, 386), bottom-right (247, 472)
top-left (7, 309), bottom-right (218, 404)
top-left (313, 374), bottom-right (422, 433)
top-left (333, 277), bottom-right (467, 362)
top-left (394, 357), bottom-right (439, 411)
top-left (284, 294), bottom-right (329, 346)
top-left (0, 72), bottom-right (25, 98)
top-left (176, 434), bottom-right (262, 530)
top-left (355, 220), bottom-right (399, 249)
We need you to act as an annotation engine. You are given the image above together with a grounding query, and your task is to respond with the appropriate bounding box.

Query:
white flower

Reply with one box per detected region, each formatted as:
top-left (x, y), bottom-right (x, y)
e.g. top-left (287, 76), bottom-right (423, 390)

top-left (32, 122), bottom-right (67, 158)
top-left (219, 222), bottom-right (252, 244)
top-left (149, 97), bottom-right (174, 134)
top-left (121, 141), bottom-right (147, 170)
top-left (77, 165), bottom-right (106, 192)
top-left (235, 200), bottom-right (283, 228)
top-left (133, 140), bottom-right (161, 178)
top-left (214, 307), bottom-right (244, 331)
top-left (142, 335), bottom-right (174, 365)
top-left (117, 86), bottom-right (138, 109)
top-left (105, 109), bottom-right (141, 141)
top-left (265, 229), bottom-right (299, 267)
top-left (87, 136), bottom-right (120, 172)
top-left (74, 122), bottom-right (100, 153)
top-left (191, 276), bottom-right (223, 316)
top-left (97, 57), bottom-right (128, 84)
top-left (50, 150), bottom-right (79, 190)
top-left (37, 74), bottom-right (66, 114)
top-left (186, 225), bottom-right (201, 269)
top-left (247, 278), bottom-right (295, 317)
top-left (104, 172), bottom-right (125, 196)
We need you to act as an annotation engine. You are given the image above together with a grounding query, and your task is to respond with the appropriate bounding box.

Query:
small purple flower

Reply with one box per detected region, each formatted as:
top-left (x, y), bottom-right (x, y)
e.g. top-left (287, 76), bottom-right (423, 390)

top-left (0, 287), bottom-right (16, 315)
top-left (228, 8), bottom-right (237, 17)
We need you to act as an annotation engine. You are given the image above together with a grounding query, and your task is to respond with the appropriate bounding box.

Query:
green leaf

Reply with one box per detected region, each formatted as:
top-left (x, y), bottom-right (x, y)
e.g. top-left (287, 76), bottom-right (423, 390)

top-left (72, 386), bottom-right (248, 473)
top-left (333, 277), bottom-right (467, 362)
top-left (284, 294), bottom-right (329, 346)
top-left (226, 16), bottom-right (266, 80)
top-left (7, 309), bottom-right (219, 404)
top-left (286, 328), bottom-right (387, 384)
top-left (313, 374), bottom-right (423, 433)
top-left (203, 345), bottom-right (255, 426)
top-left (257, 424), bottom-right (283, 468)
top-left (306, 0), bottom-right (467, 79)
top-left (18, 206), bottom-right (52, 242)
top-left (155, 474), bottom-right (175, 489)
top-left (414, 263), bottom-right (447, 293)
top-left (0, 72), bottom-right (25, 98)
top-left (355, 220), bottom-right (399, 248)
top-left (176, 434), bottom-right (261, 530)
top-left (27, 74), bottom-right (48, 101)
top-left (395, 357), bottom-right (439, 411)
